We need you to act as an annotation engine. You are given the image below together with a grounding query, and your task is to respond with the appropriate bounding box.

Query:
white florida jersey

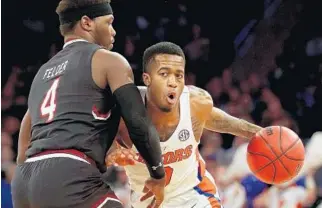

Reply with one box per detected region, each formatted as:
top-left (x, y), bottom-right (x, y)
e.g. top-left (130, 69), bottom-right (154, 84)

top-left (123, 86), bottom-right (220, 205)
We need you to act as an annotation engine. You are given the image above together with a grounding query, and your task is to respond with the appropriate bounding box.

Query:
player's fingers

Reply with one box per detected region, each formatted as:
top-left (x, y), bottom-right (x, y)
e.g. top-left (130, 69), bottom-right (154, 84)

top-left (125, 154), bottom-right (136, 165)
top-left (118, 149), bottom-right (138, 164)
top-left (112, 152), bottom-right (131, 166)
top-left (154, 192), bottom-right (164, 207)
top-left (106, 154), bottom-right (114, 161)
top-left (106, 160), bottom-right (113, 166)
top-left (147, 197), bottom-right (156, 208)
top-left (155, 192), bottom-right (164, 204)
top-left (106, 155), bottom-right (116, 166)
top-left (114, 153), bottom-right (125, 163)
top-left (118, 158), bottom-right (134, 166)
top-left (129, 150), bottom-right (138, 158)
top-left (106, 159), bottom-right (119, 166)
top-left (110, 154), bottom-right (117, 162)
top-left (119, 152), bottom-right (126, 159)
top-left (140, 191), bottom-right (154, 201)
top-left (153, 197), bottom-right (164, 208)
top-left (127, 153), bottom-right (134, 160)
top-left (126, 158), bottom-right (135, 165)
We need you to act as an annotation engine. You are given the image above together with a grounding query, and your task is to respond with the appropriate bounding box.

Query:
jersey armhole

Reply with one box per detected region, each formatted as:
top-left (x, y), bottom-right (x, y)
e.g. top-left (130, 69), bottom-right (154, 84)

top-left (89, 47), bottom-right (107, 92)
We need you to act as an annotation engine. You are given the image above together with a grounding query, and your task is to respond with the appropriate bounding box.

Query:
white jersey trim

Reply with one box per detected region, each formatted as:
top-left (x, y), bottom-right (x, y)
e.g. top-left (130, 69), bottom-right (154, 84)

top-left (96, 197), bottom-right (122, 208)
top-left (25, 153), bottom-right (90, 164)
top-left (63, 39), bottom-right (88, 49)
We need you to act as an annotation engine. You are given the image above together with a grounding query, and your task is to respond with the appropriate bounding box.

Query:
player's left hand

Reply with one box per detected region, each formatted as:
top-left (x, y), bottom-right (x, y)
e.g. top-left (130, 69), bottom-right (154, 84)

top-left (141, 194), bottom-right (157, 208)
top-left (140, 177), bottom-right (165, 208)
top-left (140, 187), bottom-right (154, 202)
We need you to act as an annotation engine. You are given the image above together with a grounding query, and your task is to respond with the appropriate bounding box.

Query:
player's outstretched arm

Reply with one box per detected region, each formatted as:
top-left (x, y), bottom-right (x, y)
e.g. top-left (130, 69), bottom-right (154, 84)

top-left (189, 85), bottom-right (262, 139)
top-left (92, 49), bottom-right (165, 179)
top-left (205, 106), bottom-right (262, 139)
top-left (17, 109), bottom-right (31, 164)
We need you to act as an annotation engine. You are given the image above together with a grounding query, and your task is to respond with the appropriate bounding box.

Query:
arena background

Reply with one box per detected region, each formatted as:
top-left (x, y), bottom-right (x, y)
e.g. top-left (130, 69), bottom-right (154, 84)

top-left (1, 0), bottom-right (322, 207)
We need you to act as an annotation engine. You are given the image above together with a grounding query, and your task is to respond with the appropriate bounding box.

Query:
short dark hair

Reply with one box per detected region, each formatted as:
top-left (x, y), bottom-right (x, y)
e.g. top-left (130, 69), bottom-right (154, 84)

top-left (142, 42), bottom-right (185, 73)
top-left (55, 0), bottom-right (111, 36)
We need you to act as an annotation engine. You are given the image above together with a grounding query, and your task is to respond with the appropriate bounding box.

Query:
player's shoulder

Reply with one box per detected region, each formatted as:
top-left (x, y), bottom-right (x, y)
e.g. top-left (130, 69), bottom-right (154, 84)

top-left (92, 50), bottom-right (132, 78)
top-left (187, 85), bottom-right (213, 106)
top-left (187, 85), bottom-right (213, 116)
top-left (93, 49), bottom-right (129, 66)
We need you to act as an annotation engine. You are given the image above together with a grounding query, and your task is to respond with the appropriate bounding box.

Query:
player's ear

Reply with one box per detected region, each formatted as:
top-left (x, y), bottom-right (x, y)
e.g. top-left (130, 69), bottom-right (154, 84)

top-left (142, 73), bottom-right (151, 86)
top-left (80, 15), bottom-right (94, 32)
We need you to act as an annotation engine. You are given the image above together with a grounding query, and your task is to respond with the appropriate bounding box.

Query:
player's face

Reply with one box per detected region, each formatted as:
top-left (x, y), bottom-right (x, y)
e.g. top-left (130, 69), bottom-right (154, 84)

top-left (143, 54), bottom-right (185, 112)
top-left (93, 15), bottom-right (116, 50)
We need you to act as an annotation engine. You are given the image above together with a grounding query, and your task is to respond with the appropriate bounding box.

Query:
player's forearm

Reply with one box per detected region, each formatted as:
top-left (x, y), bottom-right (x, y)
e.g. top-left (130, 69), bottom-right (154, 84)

top-left (205, 108), bottom-right (262, 139)
top-left (1, 162), bottom-right (16, 182)
top-left (226, 118), bottom-right (262, 139)
top-left (17, 109), bottom-right (32, 164)
top-left (113, 84), bottom-right (165, 179)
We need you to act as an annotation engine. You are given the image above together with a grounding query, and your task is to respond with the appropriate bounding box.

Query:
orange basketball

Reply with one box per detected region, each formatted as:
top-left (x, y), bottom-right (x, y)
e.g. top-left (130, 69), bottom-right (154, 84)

top-left (247, 126), bottom-right (305, 184)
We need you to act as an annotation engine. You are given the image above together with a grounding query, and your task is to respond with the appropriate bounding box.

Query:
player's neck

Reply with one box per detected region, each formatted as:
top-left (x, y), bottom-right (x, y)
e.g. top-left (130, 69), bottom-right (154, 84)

top-left (64, 34), bottom-right (95, 44)
top-left (146, 99), bottom-right (180, 126)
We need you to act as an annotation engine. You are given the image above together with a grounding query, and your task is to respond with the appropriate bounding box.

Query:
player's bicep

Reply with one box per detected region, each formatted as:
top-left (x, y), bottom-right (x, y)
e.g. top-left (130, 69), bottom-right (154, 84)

top-left (94, 49), bottom-right (134, 93)
top-left (105, 52), bottom-right (134, 93)
top-left (204, 107), bottom-right (233, 132)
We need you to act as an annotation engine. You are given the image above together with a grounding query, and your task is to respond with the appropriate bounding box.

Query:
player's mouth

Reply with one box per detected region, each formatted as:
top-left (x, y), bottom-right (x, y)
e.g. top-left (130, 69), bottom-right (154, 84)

top-left (166, 92), bottom-right (177, 105)
top-left (108, 39), bottom-right (115, 50)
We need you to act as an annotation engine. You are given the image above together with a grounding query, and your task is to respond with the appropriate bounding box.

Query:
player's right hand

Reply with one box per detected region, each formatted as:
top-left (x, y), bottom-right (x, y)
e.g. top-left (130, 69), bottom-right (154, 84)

top-left (105, 148), bottom-right (137, 166)
top-left (141, 177), bottom-right (165, 208)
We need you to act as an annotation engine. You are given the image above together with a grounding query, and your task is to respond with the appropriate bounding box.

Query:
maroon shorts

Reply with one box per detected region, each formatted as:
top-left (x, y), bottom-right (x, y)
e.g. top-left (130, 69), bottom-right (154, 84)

top-left (11, 149), bottom-right (123, 208)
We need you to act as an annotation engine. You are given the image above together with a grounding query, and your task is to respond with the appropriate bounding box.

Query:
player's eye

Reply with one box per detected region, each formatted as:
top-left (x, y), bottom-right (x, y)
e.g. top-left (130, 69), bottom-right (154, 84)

top-left (160, 72), bottom-right (168, 77)
top-left (176, 74), bottom-right (183, 79)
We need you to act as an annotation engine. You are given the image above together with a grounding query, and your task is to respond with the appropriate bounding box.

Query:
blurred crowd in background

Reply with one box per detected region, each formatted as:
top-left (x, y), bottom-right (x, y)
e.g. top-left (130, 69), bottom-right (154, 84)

top-left (2, 0), bottom-right (322, 207)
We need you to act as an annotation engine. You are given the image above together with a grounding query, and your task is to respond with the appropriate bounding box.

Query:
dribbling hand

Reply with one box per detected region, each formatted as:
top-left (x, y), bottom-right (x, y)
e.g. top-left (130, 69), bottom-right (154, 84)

top-left (141, 177), bottom-right (165, 208)
top-left (105, 148), bottom-right (137, 166)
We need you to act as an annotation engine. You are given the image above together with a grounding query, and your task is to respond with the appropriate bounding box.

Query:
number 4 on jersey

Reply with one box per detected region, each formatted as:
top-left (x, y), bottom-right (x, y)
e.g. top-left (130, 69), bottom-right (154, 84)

top-left (41, 78), bottom-right (60, 122)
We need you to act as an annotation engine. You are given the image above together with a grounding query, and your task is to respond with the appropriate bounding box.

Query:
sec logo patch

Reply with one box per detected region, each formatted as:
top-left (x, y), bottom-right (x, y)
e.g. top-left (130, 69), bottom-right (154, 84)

top-left (178, 129), bottom-right (190, 141)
